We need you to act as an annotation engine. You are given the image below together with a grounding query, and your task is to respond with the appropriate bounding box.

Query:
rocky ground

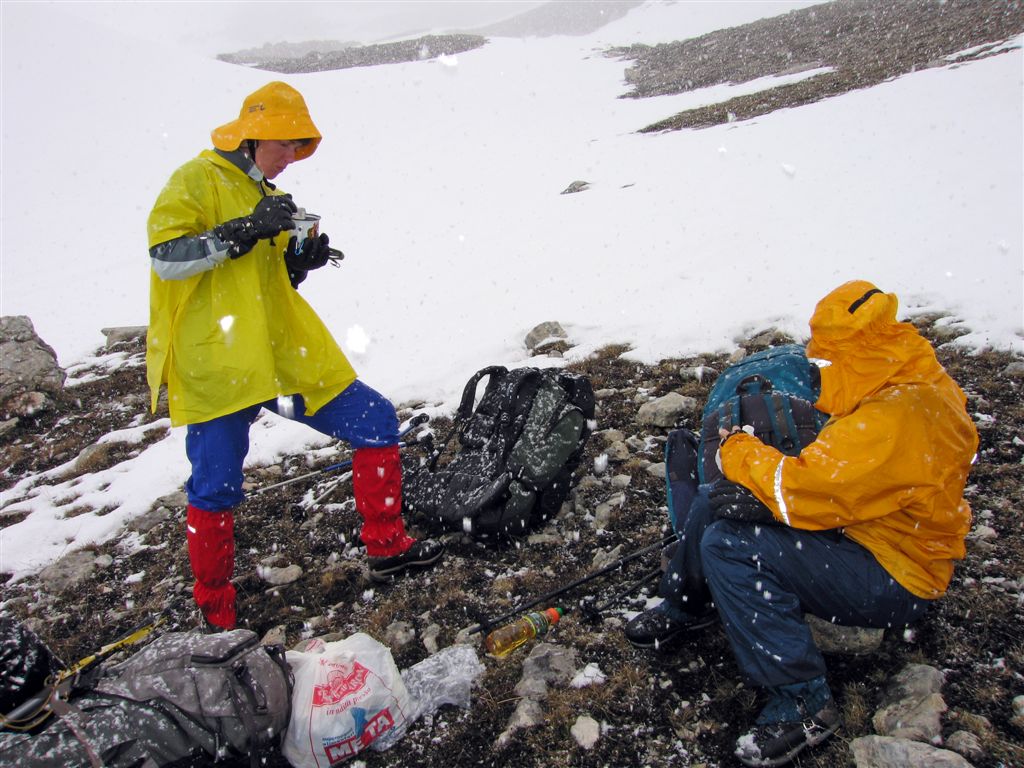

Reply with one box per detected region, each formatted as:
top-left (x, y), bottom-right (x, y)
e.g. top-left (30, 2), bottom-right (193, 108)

top-left (612, 0), bottom-right (1024, 132)
top-left (1, 314), bottom-right (1022, 767)
top-left (217, 34), bottom-right (487, 74)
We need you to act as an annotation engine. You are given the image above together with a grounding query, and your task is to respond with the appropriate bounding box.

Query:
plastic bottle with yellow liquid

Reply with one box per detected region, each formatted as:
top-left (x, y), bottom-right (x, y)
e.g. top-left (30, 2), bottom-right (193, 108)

top-left (484, 607), bottom-right (563, 658)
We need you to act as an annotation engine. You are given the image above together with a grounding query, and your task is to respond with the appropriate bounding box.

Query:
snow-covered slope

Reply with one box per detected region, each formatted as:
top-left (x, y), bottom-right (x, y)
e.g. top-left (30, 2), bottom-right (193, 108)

top-left (1, 1), bottom-right (1021, 578)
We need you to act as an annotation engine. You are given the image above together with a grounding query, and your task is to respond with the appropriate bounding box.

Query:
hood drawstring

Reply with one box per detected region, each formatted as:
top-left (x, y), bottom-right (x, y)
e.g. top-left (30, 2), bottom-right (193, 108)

top-left (233, 140), bottom-right (283, 245)
top-left (246, 139), bottom-right (283, 244)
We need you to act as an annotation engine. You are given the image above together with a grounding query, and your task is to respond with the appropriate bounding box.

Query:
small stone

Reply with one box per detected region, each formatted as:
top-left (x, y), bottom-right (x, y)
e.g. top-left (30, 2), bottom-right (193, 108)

top-left (571, 715), bottom-right (601, 749)
top-left (1002, 361), bottom-right (1024, 377)
top-left (571, 663), bottom-right (606, 688)
top-left (851, 735), bottom-right (973, 768)
top-left (526, 533), bottom-right (561, 546)
top-left (260, 625), bottom-right (288, 646)
top-left (385, 620), bottom-right (416, 648)
top-left (299, 512), bottom-right (324, 531)
top-left (101, 325), bottom-right (147, 348)
top-left (38, 550), bottom-right (99, 592)
top-left (129, 505), bottom-right (173, 534)
top-left (645, 462), bottom-right (666, 478)
top-left (593, 494), bottom-right (625, 529)
top-left (945, 730), bottom-right (984, 762)
top-left (605, 441), bottom-right (630, 462)
top-left (598, 429), bottom-right (625, 443)
top-left (968, 524), bottom-right (998, 541)
top-left (456, 624), bottom-right (483, 646)
top-left (1013, 694), bottom-right (1024, 718)
top-left (496, 698), bottom-right (545, 747)
top-left (873, 664), bottom-right (947, 743)
top-left (422, 623), bottom-right (442, 654)
top-left (521, 643), bottom-right (578, 689)
top-left (624, 435), bottom-right (648, 452)
top-left (610, 474), bottom-right (632, 489)
top-left (593, 388), bottom-right (617, 399)
top-left (806, 614), bottom-right (884, 655)
top-left (154, 490), bottom-right (187, 509)
top-left (74, 442), bottom-right (114, 473)
top-left (592, 543), bottom-right (624, 570)
top-left (637, 392), bottom-right (699, 427)
top-left (513, 675), bottom-right (549, 700)
top-left (258, 564), bottom-right (303, 586)
top-left (679, 365), bottom-right (718, 382)
top-left (524, 321), bottom-right (567, 351)
top-left (561, 180), bottom-right (590, 195)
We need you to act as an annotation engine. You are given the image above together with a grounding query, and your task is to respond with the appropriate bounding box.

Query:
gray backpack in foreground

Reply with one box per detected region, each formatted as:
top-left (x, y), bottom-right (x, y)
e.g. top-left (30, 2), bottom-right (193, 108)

top-left (0, 629), bottom-right (292, 768)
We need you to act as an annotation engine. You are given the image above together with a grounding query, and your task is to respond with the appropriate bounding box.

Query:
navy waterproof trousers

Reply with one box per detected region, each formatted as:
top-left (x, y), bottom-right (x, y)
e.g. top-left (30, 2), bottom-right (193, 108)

top-left (185, 380), bottom-right (399, 510)
top-left (660, 485), bottom-right (931, 688)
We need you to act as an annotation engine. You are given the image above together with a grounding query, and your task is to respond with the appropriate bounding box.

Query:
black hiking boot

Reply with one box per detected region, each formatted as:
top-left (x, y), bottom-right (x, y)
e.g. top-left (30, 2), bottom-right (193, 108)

top-left (624, 605), bottom-right (716, 649)
top-left (734, 700), bottom-right (841, 767)
top-left (368, 538), bottom-right (445, 582)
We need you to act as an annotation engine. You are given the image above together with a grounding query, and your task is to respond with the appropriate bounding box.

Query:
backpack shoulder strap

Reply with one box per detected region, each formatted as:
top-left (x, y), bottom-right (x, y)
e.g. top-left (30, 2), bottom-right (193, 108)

top-left (456, 366), bottom-right (508, 424)
top-left (47, 697), bottom-right (104, 768)
top-left (556, 371), bottom-right (596, 420)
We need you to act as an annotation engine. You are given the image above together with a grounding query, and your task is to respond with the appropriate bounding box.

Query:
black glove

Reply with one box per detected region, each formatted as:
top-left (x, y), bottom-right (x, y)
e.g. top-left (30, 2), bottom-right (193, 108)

top-left (284, 233), bottom-right (335, 288)
top-left (708, 479), bottom-right (775, 523)
top-left (285, 232), bottom-right (332, 272)
top-left (212, 195), bottom-right (297, 258)
top-left (249, 194), bottom-right (298, 236)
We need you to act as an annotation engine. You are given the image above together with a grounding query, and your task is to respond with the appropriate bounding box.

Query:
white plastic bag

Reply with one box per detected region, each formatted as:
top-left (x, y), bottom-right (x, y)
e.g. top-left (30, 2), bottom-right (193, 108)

top-left (281, 633), bottom-right (411, 767)
top-left (371, 644), bottom-right (485, 752)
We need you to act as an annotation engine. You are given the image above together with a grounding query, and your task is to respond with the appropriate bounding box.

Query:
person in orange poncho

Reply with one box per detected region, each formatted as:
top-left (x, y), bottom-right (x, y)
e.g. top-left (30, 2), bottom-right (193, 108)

top-left (625, 281), bottom-right (978, 767)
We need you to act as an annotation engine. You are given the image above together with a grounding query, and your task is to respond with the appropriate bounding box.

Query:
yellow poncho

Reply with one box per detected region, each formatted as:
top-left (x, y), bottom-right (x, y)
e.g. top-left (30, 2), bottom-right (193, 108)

top-left (147, 150), bottom-right (355, 426)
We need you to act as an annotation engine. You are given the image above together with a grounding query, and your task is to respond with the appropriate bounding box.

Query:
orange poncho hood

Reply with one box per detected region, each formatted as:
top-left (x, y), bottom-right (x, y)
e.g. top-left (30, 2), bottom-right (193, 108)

top-left (807, 280), bottom-right (951, 418)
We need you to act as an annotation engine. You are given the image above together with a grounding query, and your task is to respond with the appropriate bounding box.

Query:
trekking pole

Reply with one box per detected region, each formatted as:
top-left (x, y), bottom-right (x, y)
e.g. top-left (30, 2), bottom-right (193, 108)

top-left (465, 532), bottom-right (677, 636)
top-left (250, 413), bottom-right (430, 496)
top-left (310, 472), bottom-right (352, 507)
top-left (1, 612), bottom-right (166, 733)
top-left (579, 566), bottom-right (662, 624)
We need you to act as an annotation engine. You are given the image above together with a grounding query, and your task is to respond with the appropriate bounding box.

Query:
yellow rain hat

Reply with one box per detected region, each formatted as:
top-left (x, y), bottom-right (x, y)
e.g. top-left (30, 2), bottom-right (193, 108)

top-left (211, 81), bottom-right (321, 160)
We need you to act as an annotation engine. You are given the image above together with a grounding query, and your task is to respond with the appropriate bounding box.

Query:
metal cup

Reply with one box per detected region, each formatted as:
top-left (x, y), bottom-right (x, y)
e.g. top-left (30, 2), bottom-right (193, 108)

top-left (291, 209), bottom-right (321, 254)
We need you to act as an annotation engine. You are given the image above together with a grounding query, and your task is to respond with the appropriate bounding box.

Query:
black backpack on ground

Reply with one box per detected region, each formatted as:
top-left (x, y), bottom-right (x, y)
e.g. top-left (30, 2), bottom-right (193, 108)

top-left (0, 617), bottom-right (64, 719)
top-left (665, 345), bottom-right (829, 532)
top-left (403, 365), bottom-right (594, 540)
top-left (0, 629), bottom-right (292, 768)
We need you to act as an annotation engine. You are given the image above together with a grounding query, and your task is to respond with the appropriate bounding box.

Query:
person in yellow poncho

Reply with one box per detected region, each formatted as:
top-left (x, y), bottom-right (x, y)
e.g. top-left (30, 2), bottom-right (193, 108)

top-left (624, 281), bottom-right (978, 767)
top-left (147, 82), bottom-right (444, 631)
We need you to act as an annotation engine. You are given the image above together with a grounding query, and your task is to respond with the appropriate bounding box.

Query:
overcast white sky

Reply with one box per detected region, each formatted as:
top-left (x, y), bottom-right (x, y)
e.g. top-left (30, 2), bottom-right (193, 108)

top-left (45, 0), bottom-right (549, 54)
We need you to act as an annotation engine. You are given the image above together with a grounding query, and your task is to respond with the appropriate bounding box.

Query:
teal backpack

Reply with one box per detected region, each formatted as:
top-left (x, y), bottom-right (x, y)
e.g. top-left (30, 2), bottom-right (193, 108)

top-left (665, 345), bottom-right (829, 533)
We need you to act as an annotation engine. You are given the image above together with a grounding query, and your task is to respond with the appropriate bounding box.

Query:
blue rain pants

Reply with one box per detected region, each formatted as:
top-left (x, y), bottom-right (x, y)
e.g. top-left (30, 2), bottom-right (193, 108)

top-left (185, 380), bottom-right (399, 511)
top-left (660, 484), bottom-right (931, 688)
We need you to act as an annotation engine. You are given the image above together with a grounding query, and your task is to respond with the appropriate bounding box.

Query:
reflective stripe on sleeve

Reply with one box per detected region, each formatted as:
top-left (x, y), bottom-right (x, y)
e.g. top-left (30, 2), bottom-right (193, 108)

top-left (773, 458), bottom-right (791, 526)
